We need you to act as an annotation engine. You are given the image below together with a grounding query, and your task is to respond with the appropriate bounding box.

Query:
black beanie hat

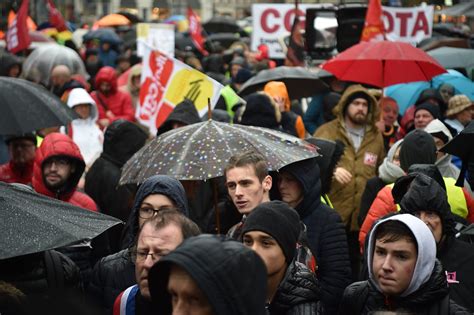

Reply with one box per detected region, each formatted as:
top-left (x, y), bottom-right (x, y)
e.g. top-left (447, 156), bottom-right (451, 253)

top-left (345, 91), bottom-right (372, 113)
top-left (241, 201), bottom-right (301, 263)
top-left (414, 102), bottom-right (440, 120)
top-left (399, 129), bottom-right (437, 172)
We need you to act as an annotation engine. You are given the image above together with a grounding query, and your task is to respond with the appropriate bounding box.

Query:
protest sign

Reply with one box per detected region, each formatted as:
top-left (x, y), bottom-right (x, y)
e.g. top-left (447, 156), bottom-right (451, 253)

top-left (136, 23), bottom-right (175, 57)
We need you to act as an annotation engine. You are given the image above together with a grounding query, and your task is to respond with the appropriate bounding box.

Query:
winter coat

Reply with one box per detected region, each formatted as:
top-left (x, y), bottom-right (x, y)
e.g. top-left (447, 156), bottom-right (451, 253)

top-left (314, 84), bottom-right (385, 231)
top-left (120, 175), bottom-right (190, 249)
top-left (113, 284), bottom-right (154, 315)
top-left (32, 132), bottom-right (97, 211)
top-left (264, 81), bottom-right (306, 139)
top-left (156, 99), bottom-right (201, 136)
top-left (149, 235), bottom-right (268, 315)
top-left (268, 261), bottom-right (320, 315)
top-left (91, 67), bottom-right (135, 123)
top-left (119, 64), bottom-right (142, 110)
top-left (0, 160), bottom-right (34, 185)
top-left (341, 214), bottom-right (470, 315)
top-left (88, 249), bottom-right (136, 313)
top-left (280, 158), bottom-right (352, 315)
top-left (64, 88), bottom-right (103, 168)
top-left (358, 139), bottom-right (404, 227)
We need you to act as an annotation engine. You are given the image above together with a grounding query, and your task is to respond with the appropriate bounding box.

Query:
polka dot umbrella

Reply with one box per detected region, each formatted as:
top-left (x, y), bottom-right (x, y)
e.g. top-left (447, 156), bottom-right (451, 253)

top-left (119, 120), bottom-right (319, 184)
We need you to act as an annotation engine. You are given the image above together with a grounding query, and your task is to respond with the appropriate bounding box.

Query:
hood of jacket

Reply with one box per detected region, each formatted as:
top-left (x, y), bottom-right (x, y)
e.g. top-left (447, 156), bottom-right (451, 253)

top-left (424, 119), bottom-right (456, 174)
top-left (94, 66), bottom-right (118, 93)
top-left (263, 81), bottom-right (291, 112)
top-left (126, 64), bottom-right (142, 95)
top-left (240, 92), bottom-right (281, 130)
top-left (67, 88), bottom-right (99, 122)
top-left (280, 158), bottom-right (322, 220)
top-left (399, 129), bottom-right (437, 172)
top-left (378, 139), bottom-right (405, 184)
top-left (271, 261), bottom-right (320, 313)
top-left (0, 52), bottom-right (22, 76)
top-left (121, 175), bottom-right (190, 248)
top-left (157, 99), bottom-right (201, 136)
top-left (148, 235), bottom-right (268, 315)
top-left (333, 84), bottom-right (378, 127)
top-left (367, 214), bottom-right (437, 297)
top-left (395, 173), bottom-right (456, 237)
top-left (32, 133), bottom-right (85, 199)
top-left (102, 119), bottom-right (148, 167)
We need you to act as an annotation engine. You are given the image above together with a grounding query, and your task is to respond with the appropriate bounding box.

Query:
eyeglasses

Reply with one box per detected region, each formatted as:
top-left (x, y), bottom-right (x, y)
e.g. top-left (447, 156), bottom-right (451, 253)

top-left (138, 206), bottom-right (178, 219)
top-left (44, 157), bottom-right (71, 168)
top-left (130, 248), bottom-right (164, 263)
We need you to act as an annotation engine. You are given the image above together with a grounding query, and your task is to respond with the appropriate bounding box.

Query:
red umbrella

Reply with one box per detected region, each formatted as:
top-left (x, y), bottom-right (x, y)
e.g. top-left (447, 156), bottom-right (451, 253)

top-left (321, 41), bottom-right (447, 88)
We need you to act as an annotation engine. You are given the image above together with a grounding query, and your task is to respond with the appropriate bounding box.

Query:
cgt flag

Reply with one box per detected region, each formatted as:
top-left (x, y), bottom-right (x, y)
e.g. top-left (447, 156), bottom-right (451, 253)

top-left (187, 7), bottom-right (208, 56)
top-left (7, 0), bottom-right (31, 54)
top-left (46, 0), bottom-right (68, 32)
top-left (361, 0), bottom-right (385, 42)
top-left (284, 11), bottom-right (305, 67)
top-left (137, 45), bottom-right (223, 134)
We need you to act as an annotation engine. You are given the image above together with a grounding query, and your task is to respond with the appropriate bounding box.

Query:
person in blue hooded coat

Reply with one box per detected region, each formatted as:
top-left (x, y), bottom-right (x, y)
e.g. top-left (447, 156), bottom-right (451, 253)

top-left (87, 175), bottom-right (190, 313)
top-left (277, 158), bottom-right (352, 315)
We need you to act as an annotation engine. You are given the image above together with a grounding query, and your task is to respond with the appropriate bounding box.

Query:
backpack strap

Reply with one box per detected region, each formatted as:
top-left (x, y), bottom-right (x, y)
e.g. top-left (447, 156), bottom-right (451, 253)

top-left (44, 250), bottom-right (65, 288)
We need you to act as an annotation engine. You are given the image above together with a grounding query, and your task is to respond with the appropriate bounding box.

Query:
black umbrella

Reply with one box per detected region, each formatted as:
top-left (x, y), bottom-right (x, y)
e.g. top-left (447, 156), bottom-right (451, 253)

top-left (83, 28), bottom-right (123, 45)
top-left (0, 182), bottom-right (122, 260)
top-left (203, 16), bottom-right (245, 35)
top-left (0, 78), bottom-right (78, 135)
top-left (119, 119), bottom-right (319, 184)
top-left (440, 121), bottom-right (474, 161)
top-left (205, 33), bottom-right (243, 49)
top-left (238, 66), bottom-right (331, 100)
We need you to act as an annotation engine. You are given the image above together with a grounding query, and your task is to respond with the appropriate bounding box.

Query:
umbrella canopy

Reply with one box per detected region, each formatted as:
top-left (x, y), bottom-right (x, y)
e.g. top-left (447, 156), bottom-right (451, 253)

top-left (205, 33), bottom-right (243, 49)
top-left (120, 120), bottom-right (319, 184)
top-left (29, 30), bottom-right (55, 43)
top-left (427, 47), bottom-right (474, 70)
top-left (203, 16), bottom-right (244, 34)
top-left (385, 81), bottom-right (431, 114)
top-left (321, 40), bottom-right (447, 88)
top-left (238, 66), bottom-right (330, 100)
top-left (22, 44), bottom-right (88, 87)
top-left (96, 13), bottom-right (131, 28)
top-left (0, 182), bottom-right (122, 260)
top-left (72, 28), bottom-right (88, 47)
top-left (432, 69), bottom-right (474, 100)
top-left (83, 28), bottom-right (123, 45)
top-left (0, 78), bottom-right (78, 134)
top-left (440, 121), bottom-right (474, 160)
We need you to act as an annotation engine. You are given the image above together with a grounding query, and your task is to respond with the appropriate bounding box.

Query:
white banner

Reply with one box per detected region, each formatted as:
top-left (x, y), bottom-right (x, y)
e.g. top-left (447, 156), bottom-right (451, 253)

top-left (136, 23), bottom-right (175, 58)
top-left (137, 45), bottom-right (223, 135)
top-left (252, 4), bottom-right (434, 58)
top-left (382, 5), bottom-right (434, 45)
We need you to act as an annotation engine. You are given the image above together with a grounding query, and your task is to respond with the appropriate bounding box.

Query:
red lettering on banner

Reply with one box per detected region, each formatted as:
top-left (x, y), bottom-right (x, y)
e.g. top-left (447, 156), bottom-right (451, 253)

top-left (411, 11), bottom-right (429, 36)
top-left (382, 11), bottom-right (393, 33)
top-left (395, 12), bottom-right (412, 36)
top-left (284, 9), bottom-right (305, 32)
top-left (261, 9), bottom-right (280, 33)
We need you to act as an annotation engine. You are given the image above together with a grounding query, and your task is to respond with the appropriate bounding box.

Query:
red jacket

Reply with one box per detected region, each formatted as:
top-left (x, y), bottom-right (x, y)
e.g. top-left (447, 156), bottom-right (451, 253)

top-left (0, 160), bottom-right (34, 185)
top-left (32, 133), bottom-right (97, 212)
top-left (91, 67), bottom-right (135, 123)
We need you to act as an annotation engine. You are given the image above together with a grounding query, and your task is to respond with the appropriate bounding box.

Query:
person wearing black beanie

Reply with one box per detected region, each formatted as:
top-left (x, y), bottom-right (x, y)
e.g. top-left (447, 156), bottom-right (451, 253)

top-left (241, 201), bottom-right (320, 314)
top-left (399, 129), bottom-right (437, 172)
top-left (414, 102), bottom-right (440, 129)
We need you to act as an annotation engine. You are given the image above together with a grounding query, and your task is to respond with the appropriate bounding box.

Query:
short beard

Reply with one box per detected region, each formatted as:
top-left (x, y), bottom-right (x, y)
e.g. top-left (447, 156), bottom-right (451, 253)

top-left (44, 176), bottom-right (68, 191)
top-left (348, 113), bottom-right (367, 126)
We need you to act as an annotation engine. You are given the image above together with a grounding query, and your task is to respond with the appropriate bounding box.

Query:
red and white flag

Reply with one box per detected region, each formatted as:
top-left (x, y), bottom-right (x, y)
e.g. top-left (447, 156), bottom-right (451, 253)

top-left (187, 7), bottom-right (208, 56)
top-left (361, 0), bottom-right (385, 42)
top-left (46, 0), bottom-right (67, 32)
top-left (7, 0), bottom-right (31, 54)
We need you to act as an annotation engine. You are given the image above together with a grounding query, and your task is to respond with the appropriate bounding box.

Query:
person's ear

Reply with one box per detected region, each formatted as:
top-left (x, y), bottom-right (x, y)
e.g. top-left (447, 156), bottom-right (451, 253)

top-left (262, 175), bottom-right (272, 192)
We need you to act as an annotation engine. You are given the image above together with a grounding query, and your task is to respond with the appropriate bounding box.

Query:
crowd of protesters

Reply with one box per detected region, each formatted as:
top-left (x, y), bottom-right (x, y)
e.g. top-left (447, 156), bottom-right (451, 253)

top-left (1, 10), bottom-right (474, 315)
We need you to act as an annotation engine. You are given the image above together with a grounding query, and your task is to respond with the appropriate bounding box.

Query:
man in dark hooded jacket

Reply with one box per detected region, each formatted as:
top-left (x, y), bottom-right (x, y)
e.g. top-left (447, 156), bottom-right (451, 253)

top-left (87, 175), bottom-right (190, 312)
top-left (0, 51), bottom-right (22, 77)
top-left (85, 119), bottom-right (148, 251)
top-left (156, 99), bottom-right (201, 136)
top-left (148, 234), bottom-right (268, 315)
top-left (278, 158), bottom-right (352, 315)
top-left (396, 173), bottom-right (474, 312)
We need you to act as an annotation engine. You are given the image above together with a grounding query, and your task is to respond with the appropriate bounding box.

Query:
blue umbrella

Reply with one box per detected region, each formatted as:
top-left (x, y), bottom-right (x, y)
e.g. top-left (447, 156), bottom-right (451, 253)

top-left (385, 81), bottom-right (431, 114)
top-left (83, 28), bottom-right (122, 45)
top-left (432, 69), bottom-right (474, 100)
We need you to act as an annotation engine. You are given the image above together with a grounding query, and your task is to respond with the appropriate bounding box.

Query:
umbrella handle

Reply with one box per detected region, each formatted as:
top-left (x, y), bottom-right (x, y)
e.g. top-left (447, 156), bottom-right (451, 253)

top-left (212, 178), bottom-right (221, 234)
top-left (208, 97), bottom-right (212, 120)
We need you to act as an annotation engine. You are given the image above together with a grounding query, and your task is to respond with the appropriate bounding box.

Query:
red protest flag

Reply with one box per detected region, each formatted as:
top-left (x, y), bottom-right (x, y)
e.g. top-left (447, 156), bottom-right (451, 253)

top-left (187, 7), bottom-right (208, 56)
top-left (284, 11), bottom-right (305, 67)
top-left (7, 0), bottom-right (31, 54)
top-left (46, 0), bottom-right (67, 32)
top-left (360, 0), bottom-right (385, 42)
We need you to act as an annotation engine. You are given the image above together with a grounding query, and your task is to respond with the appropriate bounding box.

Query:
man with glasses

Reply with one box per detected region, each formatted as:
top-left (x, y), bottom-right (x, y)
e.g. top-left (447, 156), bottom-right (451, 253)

top-left (89, 175), bottom-right (192, 312)
top-left (0, 133), bottom-right (37, 185)
top-left (113, 209), bottom-right (200, 315)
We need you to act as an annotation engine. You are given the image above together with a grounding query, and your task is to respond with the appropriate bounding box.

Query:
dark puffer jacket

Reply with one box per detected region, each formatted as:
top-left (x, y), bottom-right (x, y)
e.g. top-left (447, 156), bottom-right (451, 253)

top-left (339, 261), bottom-right (470, 315)
top-left (156, 99), bottom-right (201, 136)
top-left (280, 158), bottom-right (352, 315)
top-left (269, 261), bottom-right (320, 315)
